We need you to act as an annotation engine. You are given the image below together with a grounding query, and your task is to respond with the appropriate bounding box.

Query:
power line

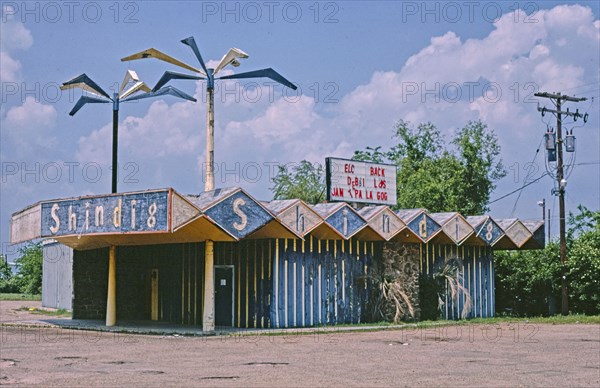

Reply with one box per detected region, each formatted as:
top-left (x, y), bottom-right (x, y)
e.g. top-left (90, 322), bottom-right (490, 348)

top-left (561, 80), bottom-right (600, 92)
top-left (488, 172), bottom-right (549, 205)
top-left (575, 161), bottom-right (600, 166)
top-left (510, 135), bottom-right (544, 217)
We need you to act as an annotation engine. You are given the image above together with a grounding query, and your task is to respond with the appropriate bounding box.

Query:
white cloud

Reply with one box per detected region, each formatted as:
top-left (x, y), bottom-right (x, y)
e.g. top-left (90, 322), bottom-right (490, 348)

top-left (75, 98), bottom-right (201, 165)
top-left (0, 50), bottom-right (22, 82)
top-left (225, 96), bottom-right (318, 142)
top-left (4, 97), bottom-right (58, 152)
top-left (72, 4), bottom-right (599, 204)
top-left (0, 13), bottom-right (33, 82)
top-left (0, 20), bottom-right (33, 51)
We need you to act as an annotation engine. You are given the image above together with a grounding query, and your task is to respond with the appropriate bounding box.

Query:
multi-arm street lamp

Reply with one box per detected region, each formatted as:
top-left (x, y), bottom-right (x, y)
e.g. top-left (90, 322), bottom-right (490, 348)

top-left (61, 70), bottom-right (196, 193)
top-left (120, 36), bottom-right (297, 191)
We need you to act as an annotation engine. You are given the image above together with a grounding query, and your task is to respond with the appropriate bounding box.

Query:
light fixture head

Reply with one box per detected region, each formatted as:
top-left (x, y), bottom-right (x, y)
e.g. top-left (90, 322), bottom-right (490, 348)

top-left (559, 179), bottom-right (567, 189)
top-left (214, 47), bottom-right (249, 75)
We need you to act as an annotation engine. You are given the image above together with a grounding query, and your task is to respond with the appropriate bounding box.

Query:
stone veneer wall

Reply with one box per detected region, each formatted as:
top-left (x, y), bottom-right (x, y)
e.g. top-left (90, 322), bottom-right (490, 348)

top-left (72, 247), bottom-right (109, 319)
top-left (380, 242), bottom-right (421, 321)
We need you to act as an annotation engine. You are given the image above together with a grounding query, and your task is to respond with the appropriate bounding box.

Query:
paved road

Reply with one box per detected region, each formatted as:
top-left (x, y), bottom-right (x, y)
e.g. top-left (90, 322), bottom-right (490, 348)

top-left (1, 301), bottom-right (599, 386)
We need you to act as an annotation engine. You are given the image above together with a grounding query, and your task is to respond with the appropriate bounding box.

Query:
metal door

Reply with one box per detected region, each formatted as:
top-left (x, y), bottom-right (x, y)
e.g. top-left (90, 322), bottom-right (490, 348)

top-left (214, 266), bottom-right (234, 326)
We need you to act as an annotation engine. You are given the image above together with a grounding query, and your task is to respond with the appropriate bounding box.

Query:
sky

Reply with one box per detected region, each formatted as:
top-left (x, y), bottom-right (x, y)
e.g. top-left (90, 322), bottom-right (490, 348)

top-left (1, 1), bottom-right (599, 259)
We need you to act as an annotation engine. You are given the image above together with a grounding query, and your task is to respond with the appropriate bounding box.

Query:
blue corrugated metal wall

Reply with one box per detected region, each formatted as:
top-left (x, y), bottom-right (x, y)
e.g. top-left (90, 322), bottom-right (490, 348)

top-left (421, 243), bottom-right (494, 319)
top-left (270, 237), bottom-right (376, 328)
top-left (71, 239), bottom-right (494, 327)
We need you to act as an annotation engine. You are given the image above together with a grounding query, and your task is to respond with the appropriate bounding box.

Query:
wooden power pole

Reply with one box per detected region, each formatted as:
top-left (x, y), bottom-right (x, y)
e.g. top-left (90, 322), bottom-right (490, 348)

top-left (535, 92), bottom-right (588, 315)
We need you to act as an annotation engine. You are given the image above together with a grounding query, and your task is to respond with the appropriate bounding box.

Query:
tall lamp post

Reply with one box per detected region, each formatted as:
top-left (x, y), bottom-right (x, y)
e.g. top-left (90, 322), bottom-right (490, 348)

top-left (121, 36), bottom-right (297, 192)
top-left (61, 70), bottom-right (196, 193)
top-left (121, 36), bottom-right (296, 332)
top-left (60, 70), bottom-right (196, 328)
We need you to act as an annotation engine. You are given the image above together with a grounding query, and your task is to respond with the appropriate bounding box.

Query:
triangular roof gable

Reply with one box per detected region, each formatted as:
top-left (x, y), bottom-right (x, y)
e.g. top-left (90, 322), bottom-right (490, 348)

top-left (313, 203), bottom-right (367, 239)
top-left (263, 199), bottom-right (324, 238)
top-left (467, 215), bottom-right (505, 246)
top-left (398, 209), bottom-right (441, 242)
top-left (504, 220), bottom-right (533, 248)
top-left (431, 212), bottom-right (475, 245)
top-left (522, 220), bottom-right (545, 249)
top-left (171, 191), bottom-right (202, 231)
top-left (359, 206), bottom-right (405, 241)
top-left (196, 188), bottom-right (274, 240)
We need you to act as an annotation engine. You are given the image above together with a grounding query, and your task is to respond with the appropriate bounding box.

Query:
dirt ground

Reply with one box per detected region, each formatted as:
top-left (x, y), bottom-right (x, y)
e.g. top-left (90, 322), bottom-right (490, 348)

top-left (1, 300), bottom-right (599, 387)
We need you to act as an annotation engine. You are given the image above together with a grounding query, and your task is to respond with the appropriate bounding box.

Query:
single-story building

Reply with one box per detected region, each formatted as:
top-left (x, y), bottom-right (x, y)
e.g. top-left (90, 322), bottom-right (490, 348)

top-left (10, 187), bottom-right (543, 331)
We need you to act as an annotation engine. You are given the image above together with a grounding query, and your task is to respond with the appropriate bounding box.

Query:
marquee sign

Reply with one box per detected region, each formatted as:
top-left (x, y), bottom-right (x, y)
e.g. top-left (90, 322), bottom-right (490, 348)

top-left (325, 157), bottom-right (397, 206)
top-left (40, 190), bottom-right (170, 237)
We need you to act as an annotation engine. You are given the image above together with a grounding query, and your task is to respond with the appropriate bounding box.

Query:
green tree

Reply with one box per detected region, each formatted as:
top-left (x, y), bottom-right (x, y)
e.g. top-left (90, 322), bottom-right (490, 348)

top-left (353, 119), bottom-right (505, 213)
top-left (271, 161), bottom-right (326, 204)
top-left (0, 255), bottom-right (20, 293)
top-left (495, 206), bottom-right (600, 316)
top-left (566, 206), bottom-right (600, 314)
top-left (452, 121), bottom-right (506, 214)
top-left (494, 243), bottom-right (560, 316)
top-left (13, 243), bottom-right (43, 295)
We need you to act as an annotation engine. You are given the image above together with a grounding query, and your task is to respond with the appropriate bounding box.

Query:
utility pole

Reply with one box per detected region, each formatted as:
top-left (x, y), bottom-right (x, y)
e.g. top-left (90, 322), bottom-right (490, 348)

top-left (535, 91), bottom-right (588, 315)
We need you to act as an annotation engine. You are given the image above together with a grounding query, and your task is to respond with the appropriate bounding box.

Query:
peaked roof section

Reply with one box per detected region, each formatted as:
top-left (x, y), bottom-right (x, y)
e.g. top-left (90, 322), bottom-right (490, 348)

top-left (311, 203), bottom-right (369, 240)
top-left (358, 206), bottom-right (405, 241)
top-left (397, 209), bottom-right (442, 243)
top-left (430, 212), bottom-right (475, 245)
top-left (467, 215), bottom-right (504, 246)
top-left (186, 187), bottom-right (277, 240)
top-left (262, 199), bottom-right (323, 239)
top-left (9, 186), bottom-right (544, 250)
top-left (521, 221), bottom-right (545, 249)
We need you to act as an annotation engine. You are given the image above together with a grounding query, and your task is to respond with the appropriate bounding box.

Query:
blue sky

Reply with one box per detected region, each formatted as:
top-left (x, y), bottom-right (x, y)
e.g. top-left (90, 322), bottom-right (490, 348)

top-left (1, 1), bottom-right (599, 257)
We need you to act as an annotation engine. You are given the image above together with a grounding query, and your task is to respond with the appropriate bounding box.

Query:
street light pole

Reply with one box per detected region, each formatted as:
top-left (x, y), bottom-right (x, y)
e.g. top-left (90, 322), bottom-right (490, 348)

top-left (61, 71), bottom-right (196, 194)
top-left (112, 93), bottom-right (119, 193)
top-left (206, 69), bottom-right (215, 191)
top-left (121, 37), bottom-right (297, 192)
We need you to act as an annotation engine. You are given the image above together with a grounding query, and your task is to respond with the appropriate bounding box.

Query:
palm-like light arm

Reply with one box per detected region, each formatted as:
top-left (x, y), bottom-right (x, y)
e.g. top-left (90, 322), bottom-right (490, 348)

top-left (121, 48), bottom-right (204, 75)
top-left (60, 73), bottom-right (112, 99)
top-left (152, 71), bottom-right (204, 92)
top-left (122, 85), bottom-right (196, 102)
top-left (119, 36), bottom-right (296, 193)
top-left (61, 72), bottom-right (197, 114)
top-left (61, 71), bottom-right (197, 194)
top-left (218, 68), bottom-right (297, 90)
top-left (68, 95), bottom-right (110, 116)
top-left (180, 36), bottom-right (209, 75)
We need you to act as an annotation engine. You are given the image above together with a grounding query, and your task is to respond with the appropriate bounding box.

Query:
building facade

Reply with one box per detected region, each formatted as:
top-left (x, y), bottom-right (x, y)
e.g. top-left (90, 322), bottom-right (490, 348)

top-left (11, 187), bottom-right (543, 330)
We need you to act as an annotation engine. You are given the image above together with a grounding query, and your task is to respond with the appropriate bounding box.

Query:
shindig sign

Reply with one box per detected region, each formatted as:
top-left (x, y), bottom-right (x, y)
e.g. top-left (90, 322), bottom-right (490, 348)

top-left (326, 157), bottom-right (397, 206)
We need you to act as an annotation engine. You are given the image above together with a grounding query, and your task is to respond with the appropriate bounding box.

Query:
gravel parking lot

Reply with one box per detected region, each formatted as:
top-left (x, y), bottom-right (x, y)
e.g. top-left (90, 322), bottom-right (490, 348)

top-left (1, 300), bottom-right (598, 387)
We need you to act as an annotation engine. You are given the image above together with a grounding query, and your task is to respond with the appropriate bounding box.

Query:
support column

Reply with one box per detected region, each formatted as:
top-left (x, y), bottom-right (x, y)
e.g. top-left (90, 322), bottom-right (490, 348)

top-left (203, 240), bottom-right (215, 332)
top-left (106, 245), bottom-right (117, 326)
top-left (205, 69), bottom-right (215, 192)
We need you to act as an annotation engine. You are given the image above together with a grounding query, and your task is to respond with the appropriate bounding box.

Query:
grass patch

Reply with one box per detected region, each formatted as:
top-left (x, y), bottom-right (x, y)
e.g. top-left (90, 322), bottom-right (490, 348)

top-left (17, 307), bottom-right (70, 317)
top-left (324, 314), bottom-right (600, 329)
top-left (0, 293), bottom-right (42, 301)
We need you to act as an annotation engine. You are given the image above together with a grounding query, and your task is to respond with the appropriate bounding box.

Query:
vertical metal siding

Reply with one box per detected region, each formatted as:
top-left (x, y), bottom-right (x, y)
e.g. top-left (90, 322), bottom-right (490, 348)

top-left (214, 240), bottom-right (272, 328)
top-left (270, 237), bottom-right (374, 328)
top-left (424, 244), bottom-right (495, 320)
